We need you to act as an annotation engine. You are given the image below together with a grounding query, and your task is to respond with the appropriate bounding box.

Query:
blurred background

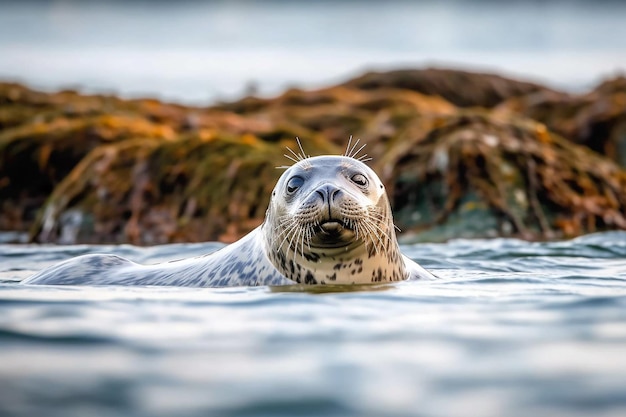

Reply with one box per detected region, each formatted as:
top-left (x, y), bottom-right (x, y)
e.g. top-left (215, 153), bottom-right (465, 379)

top-left (1, 0), bottom-right (625, 104)
top-left (2, 0), bottom-right (626, 245)
top-left (2, 4), bottom-right (626, 417)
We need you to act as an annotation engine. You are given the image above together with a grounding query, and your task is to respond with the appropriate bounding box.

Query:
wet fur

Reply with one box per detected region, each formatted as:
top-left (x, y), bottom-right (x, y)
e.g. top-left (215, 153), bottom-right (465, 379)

top-left (23, 155), bottom-right (435, 287)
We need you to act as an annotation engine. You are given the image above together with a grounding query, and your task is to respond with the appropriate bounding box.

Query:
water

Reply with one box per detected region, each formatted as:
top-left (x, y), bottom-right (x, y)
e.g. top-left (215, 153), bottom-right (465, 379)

top-left (1, 1), bottom-right (625, 103)
top-left (1, 232), bottom-right (626, 417)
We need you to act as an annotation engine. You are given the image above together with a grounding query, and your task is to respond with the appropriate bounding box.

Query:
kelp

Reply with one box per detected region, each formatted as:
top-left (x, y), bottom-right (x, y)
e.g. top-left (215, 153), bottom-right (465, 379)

top-left (0, 113), bottom-right (176, 230)
top-left (384, 112), bottom-right (626, 241)
top-left (496, 76), bottom-right (626, 166)
top-left (2, 69), bottom-right (626, 244)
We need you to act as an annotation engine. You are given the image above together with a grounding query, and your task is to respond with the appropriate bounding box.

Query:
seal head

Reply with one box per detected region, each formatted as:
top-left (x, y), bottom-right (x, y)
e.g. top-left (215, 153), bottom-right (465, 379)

top-left (263, 155), bottom-right (407, 284)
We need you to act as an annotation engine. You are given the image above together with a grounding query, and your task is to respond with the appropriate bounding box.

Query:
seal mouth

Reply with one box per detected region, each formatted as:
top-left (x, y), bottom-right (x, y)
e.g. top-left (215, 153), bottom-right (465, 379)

top-left (317, 219), bottom-right (355, 236)
top-left (319, 220), bottom-right (345, 234)
top-left (309, 220), bottom-right (355, 250)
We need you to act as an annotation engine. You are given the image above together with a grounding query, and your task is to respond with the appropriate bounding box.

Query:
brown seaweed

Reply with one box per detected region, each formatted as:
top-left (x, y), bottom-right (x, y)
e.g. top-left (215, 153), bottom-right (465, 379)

top-left (2, 69), bottom-right (626, 244)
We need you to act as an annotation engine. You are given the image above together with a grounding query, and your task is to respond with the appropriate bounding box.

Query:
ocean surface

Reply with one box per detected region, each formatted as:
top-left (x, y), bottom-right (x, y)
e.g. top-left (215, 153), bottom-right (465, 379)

top-left (1, 232), bottom-right (626, 417)
top-left (1, 0), bottom-right (626, 103)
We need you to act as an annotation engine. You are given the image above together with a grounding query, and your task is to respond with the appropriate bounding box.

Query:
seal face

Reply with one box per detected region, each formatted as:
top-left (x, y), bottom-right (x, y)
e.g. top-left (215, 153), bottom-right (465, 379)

top-left (23, 153), bottom-right (435, 287)
top-left (264, 155), bottom-right (406, 284)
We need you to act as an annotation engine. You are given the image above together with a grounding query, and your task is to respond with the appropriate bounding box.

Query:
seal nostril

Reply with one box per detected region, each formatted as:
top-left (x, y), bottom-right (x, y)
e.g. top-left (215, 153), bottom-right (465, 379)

top-left (315, 185), bottom-right (342, 203)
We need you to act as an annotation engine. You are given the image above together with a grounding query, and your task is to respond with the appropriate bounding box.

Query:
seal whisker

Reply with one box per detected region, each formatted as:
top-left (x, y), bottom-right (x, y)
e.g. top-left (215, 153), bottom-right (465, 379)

top-left (362, 220), bottom-right (383, 255)
top-left (295, 137), bottom-right (313, 170)
top-left (304, 224), bottom-right (312, 252)
top-left (350, 143), bottom-right (367, 160)
top-left (274, 215), bottom-right (295, 235)
top-left (285, 228), bottom-right (298, 262)
top-left (273, 223), bottom-right (292, 247)
top-left (347, 137), bottom-right (361, 159)
top-left (307, 226), bottom-right (314, 250)
top-left (293, 222), bottom-right (308, 266)
top-left (296, 137), bottom-right (308, 160)
top-left (283, 153), bottom-right (300, 164)
top-left (352, 218), bottom-right (369, 248)
top-left (280, 218), bottom-right (299, 241)
top-left (351, 218), bottom-right (359, 240)
top-left (363, 215), bottom-right (392, 242)
top-left (276, 232), bottom-right (291, 253)
top-left (361, 213), bottom-right (390, 251)
top-left (287, 221), bottom-right (304, 264)
top-left (303, 225), bottom-right (311, 251)
top-left (299, 223), bottom-right (306, 261)
top-left (275, 217), bottom-right (300, 252)
top-left (344, 135), bottom-right (353, 157)
top-left (286, 145), bottom-right (303, 161)
top-left (359, 220), bottom-right (380, 255)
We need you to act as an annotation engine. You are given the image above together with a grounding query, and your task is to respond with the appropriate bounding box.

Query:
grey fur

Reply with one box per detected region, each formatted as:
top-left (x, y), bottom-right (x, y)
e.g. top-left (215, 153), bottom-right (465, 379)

top-left (23, 155), bottom-right (436, 287)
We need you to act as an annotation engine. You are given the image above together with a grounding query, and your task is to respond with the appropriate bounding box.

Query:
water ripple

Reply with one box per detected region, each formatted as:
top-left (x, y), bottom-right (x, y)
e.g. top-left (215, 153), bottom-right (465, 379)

top-left (1, 233), bottom-right (626, 417)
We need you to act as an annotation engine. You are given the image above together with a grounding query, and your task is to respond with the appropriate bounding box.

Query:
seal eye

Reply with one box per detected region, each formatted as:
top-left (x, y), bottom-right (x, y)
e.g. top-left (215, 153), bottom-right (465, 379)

top-left (351, 173), bottom-right (368, 187)
top-left (286, 176), bottom-right (304, 194)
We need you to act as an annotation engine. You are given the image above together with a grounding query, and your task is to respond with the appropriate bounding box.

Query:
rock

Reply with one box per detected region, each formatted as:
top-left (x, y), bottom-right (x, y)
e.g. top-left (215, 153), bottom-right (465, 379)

top-left (0, 113), bottom-right (176, 231)
top-left (496, 76), bottom-right (626, 166)
top-left (382, 112), bottom-right (626, 241)
top-left (2, 69), bottom-right (626, 244)
top-left (216, 85), bottom-right (456, 148)
top-left (341, 68), bottom-right (557, 108)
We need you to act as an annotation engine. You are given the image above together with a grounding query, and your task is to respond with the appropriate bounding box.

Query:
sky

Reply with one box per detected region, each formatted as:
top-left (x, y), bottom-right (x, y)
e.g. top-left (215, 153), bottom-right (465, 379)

top-left (1, 0), bottom-right (625, 103)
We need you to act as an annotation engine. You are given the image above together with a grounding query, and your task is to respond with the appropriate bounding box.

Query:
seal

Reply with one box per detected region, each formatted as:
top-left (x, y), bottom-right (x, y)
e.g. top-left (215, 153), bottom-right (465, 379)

top-left (22, 145), bottom-right (436, 287)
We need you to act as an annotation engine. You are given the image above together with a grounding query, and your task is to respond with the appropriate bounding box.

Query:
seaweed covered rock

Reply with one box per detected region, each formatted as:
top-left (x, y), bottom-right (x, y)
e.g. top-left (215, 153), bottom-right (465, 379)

top-left (3, 69), bottom-right (626, 244)
top-left (342, 68), bottom-right (556, 108)
top-left (31, 135), bottom-right (338, 244)
top-left (496, 76), bottom-right (626, 166)
top-left (0, 114), bottom-right (176, 231)
top-left (0, 83), bottom-right (323, 236)
top-left (216, 85), bottom-right (456, 151)
top-left (383, 112), bottom-right (626, 241)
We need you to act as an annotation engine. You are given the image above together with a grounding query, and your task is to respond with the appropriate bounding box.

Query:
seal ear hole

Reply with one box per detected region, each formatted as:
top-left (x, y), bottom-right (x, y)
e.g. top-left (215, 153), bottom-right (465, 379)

top-left (351, 173), bottom-right (368, 187)
top-left (286, 176), bottom-right (304, 194)
top-left (380, 184), bottom-right (384, 189)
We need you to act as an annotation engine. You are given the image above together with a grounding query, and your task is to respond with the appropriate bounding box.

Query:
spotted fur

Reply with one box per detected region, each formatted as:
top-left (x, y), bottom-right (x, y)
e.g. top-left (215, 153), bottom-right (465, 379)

top-left (261, 155), bottom-right (435, 285)
top-left (23, 155), bottom-right (436, 287)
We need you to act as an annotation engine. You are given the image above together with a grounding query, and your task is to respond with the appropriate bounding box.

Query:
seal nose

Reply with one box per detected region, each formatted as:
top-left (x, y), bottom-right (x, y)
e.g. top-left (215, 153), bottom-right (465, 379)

top-left (315, 184), bottom-right (342, 204)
